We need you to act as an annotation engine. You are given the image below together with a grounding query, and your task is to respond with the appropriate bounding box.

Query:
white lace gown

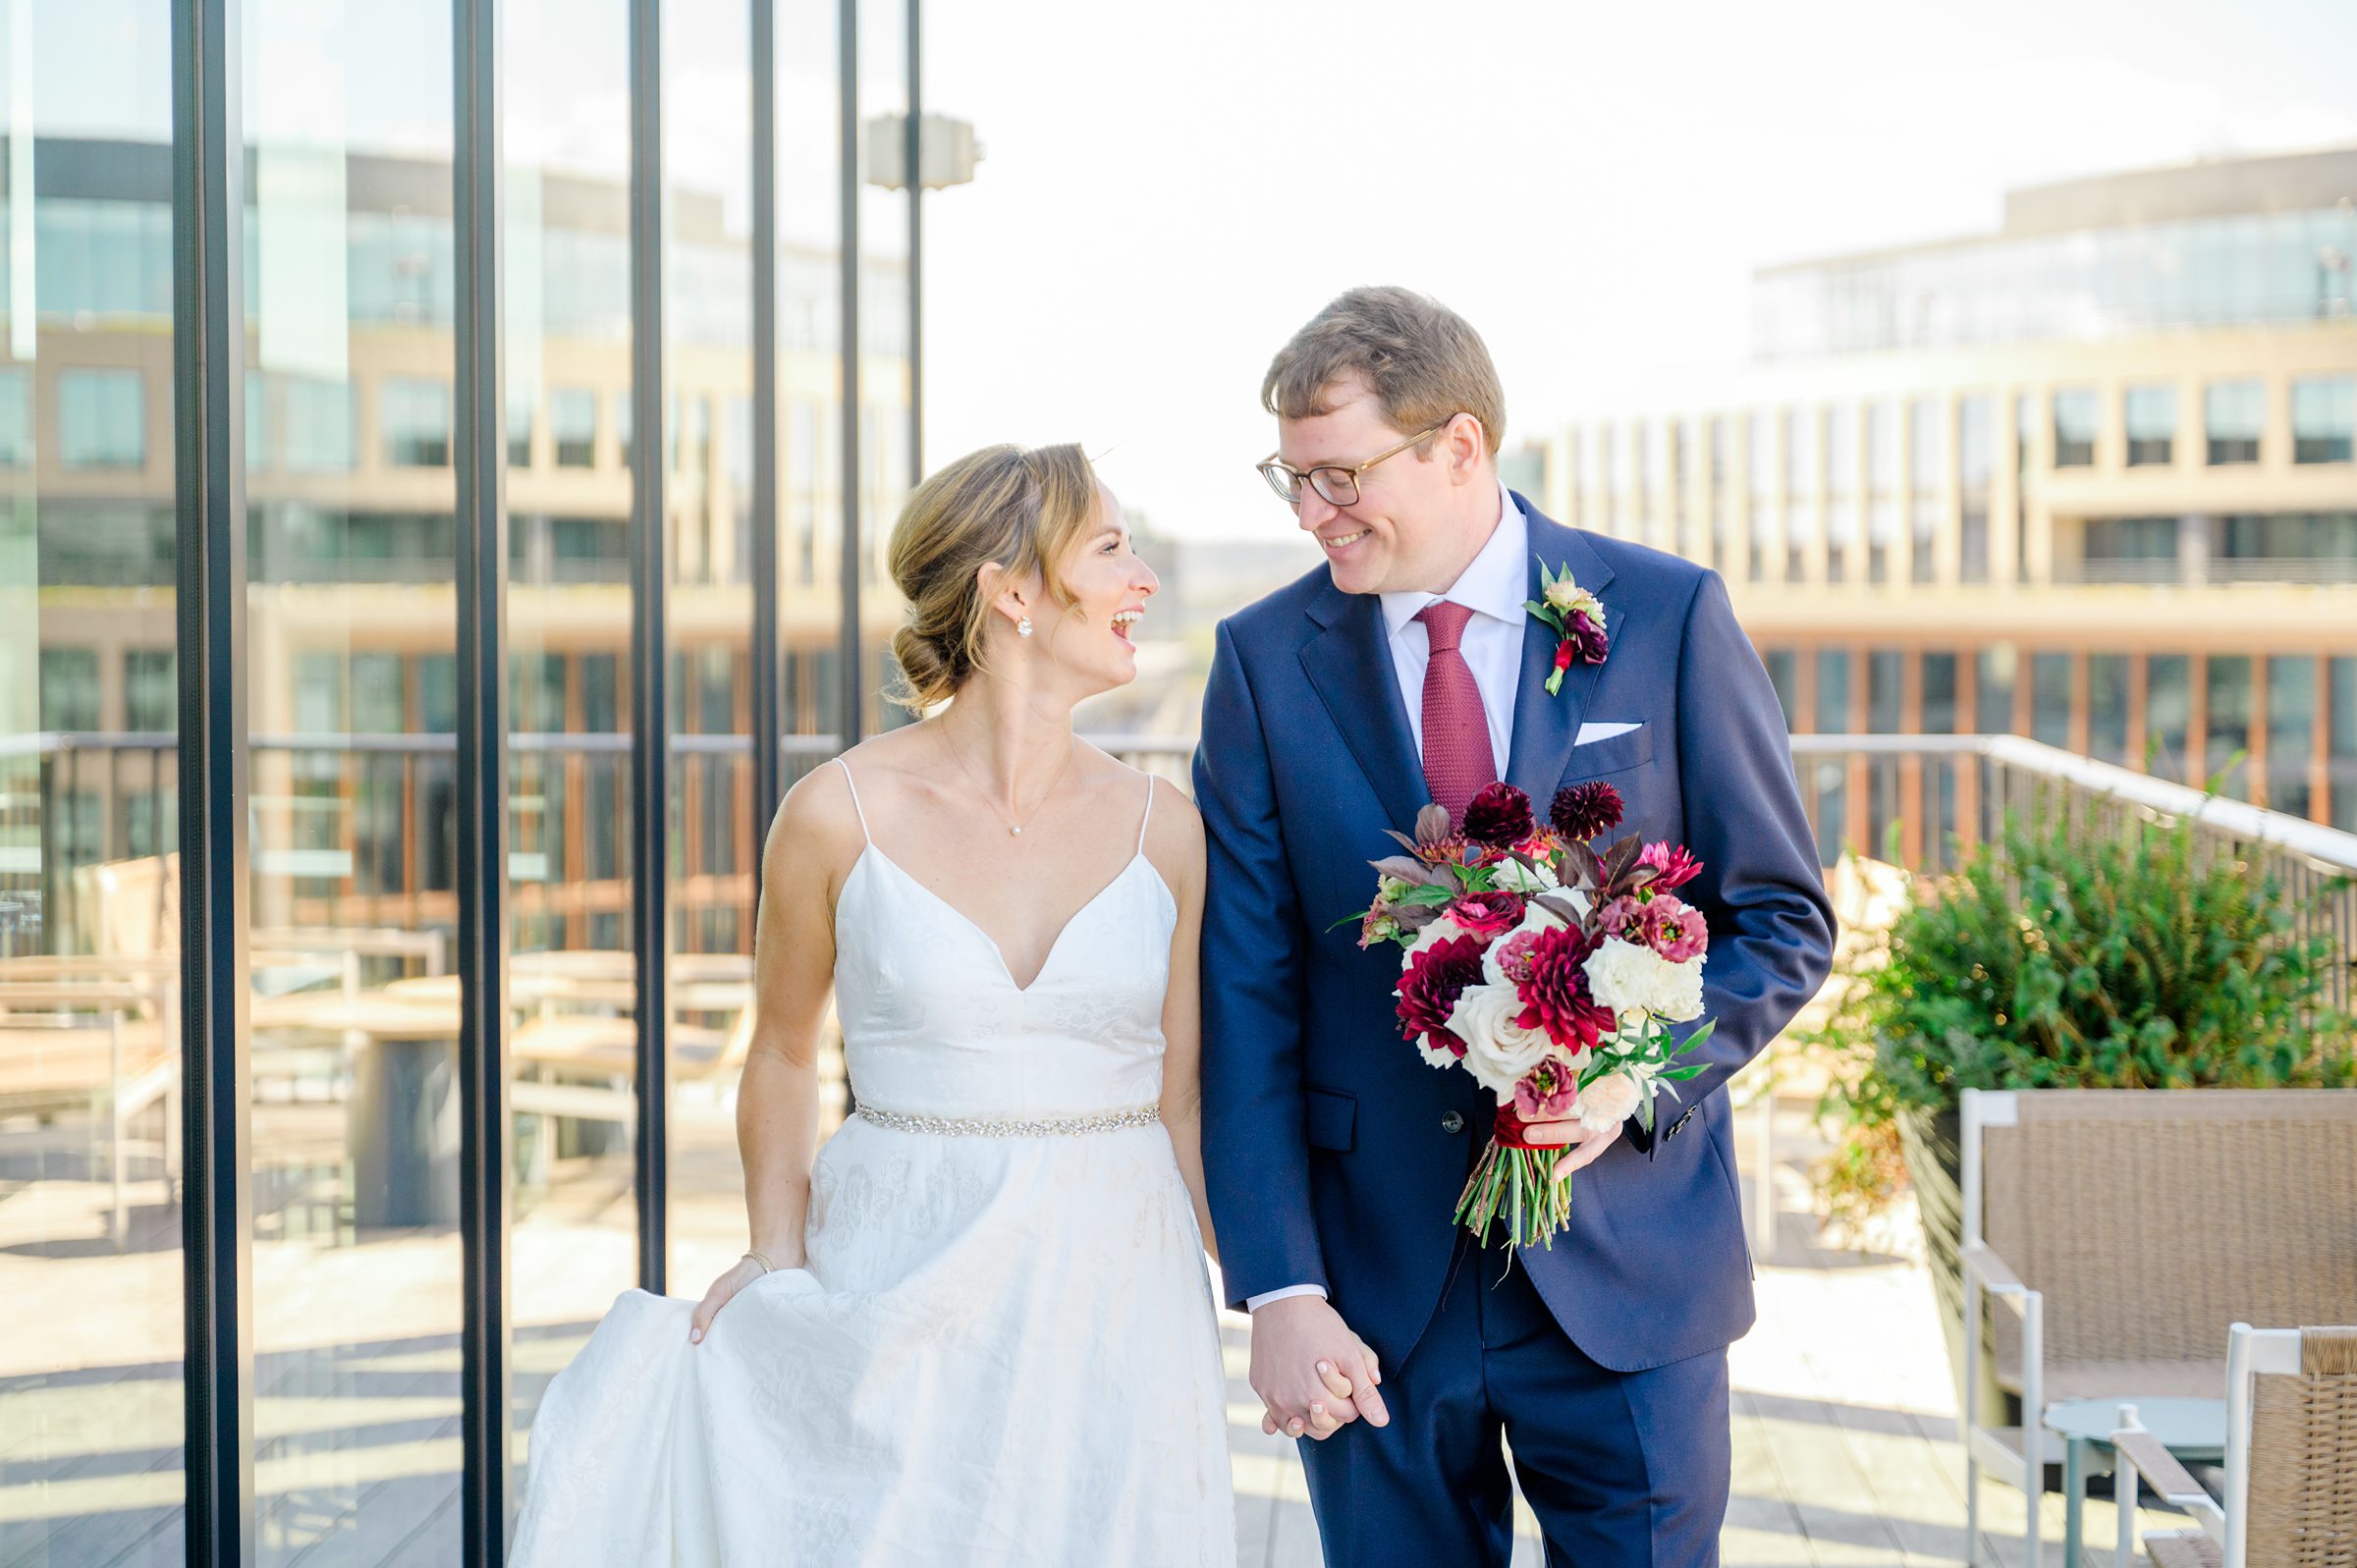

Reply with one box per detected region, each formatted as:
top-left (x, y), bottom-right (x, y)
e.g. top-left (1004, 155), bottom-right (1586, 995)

top-left (511, 769), bottom-right (1234, 1566)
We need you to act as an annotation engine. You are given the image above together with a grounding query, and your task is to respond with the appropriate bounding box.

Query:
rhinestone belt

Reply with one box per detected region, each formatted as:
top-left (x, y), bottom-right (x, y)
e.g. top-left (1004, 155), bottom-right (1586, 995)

top-left (853, 1103), bottom-right (1162, 1138)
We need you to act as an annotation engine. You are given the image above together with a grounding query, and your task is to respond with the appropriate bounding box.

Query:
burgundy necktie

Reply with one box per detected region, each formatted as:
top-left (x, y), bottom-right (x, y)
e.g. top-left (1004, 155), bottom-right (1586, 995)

top-left (1414, 600), bottom-right (1497, 824)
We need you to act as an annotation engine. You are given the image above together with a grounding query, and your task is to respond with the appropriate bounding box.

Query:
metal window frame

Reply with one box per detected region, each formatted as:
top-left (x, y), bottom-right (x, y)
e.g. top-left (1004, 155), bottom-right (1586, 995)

top-left (451, 0), bottom-right (513, 1553)
top-left (837, 0), bottom-right (862, 747)
top-left (173, 0), bottom-right (255, 1559)
top-left (629, 0), bottom-right (672, 1295)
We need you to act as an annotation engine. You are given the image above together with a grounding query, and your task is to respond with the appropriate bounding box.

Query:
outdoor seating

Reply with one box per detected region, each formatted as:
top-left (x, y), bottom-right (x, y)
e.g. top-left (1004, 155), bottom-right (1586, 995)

top-left (2111, 1323), bottom-right (2357, 1568)
top-left (1959, 1088), bottom-right (2357, 1565)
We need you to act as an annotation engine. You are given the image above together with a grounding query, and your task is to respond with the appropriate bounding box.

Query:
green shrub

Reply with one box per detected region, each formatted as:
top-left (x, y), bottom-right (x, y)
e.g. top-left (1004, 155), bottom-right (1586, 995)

top-left (1816, 796), bottom-right (2354, 1214)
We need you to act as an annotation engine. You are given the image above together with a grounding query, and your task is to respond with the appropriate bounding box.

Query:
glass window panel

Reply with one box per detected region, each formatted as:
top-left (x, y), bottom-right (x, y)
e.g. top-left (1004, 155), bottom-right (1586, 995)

top-left (2291, 375), bottom-right (2354, 464)
top-left (2146, 654), bottom-right (2191, 782)
top-left (2031, 651), bottom-right (2072, 746)
top-left (2267, 655), bottom-right (2317, 819)
top-left (381, 376), bottom-right (452, 467)
top-left (2330, 656), bottom-right (2357, 831)
top-left (1977, 643), bottom-right (2017, 734)
top-left (2206, 655), bottom-right (2253, 798)
top-left (2088, 653), bottom-right (2129, 765)
top-left (1763, 647), bottom-right (1798, 731)
top-left (242, 5), bottom-right (461, 1555)
top-left (1815, 649), bottom-right (1851, 733)
top-left (1957, 395), bottom-right (1992, 493)
top-left (2123, 383), bottom-right (2175, 466)
top-left (0, 9), bottom-right (185, 1560)
top-left (1921, 652), bottom-right (1958, 734)
top-left (2206, 378), bottom-right (2263, 464)
top-left (502, 0), bottom-right (638, 1503)
top-left (59, 367), bottom-right (145, 469)
top-left (2052, 387), bottom-right (2098, 467)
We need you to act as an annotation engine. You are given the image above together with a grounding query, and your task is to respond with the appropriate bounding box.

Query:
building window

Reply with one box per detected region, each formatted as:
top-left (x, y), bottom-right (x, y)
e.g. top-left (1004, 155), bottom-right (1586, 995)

top-left (286, 376), bottom-right (356, 472)
top-left (1976, 644), bottom-right (2016, 734)
top-left (508, 389), bottom-right (534, 468)
top-left (1957, 396), bottom-right (1992, 585)
top-left (615, 391), bottom-right (634, 470)
top-left (2080, 516), bottom-right (2179, 583)
top-left (382, 378), bottom-right (451, 467)
top-left (2147, 654), bottom-right (2191, 783)
top-left (1747, 409), bottom-right (1774, 583)
top-left (2052, 388), bottom-right (2098, 467)
top-left (2089, 653), bottom-right (2130, 765)
top-left (40, 647), bottom-right (101, 730)
top-left (58, 367), bottom-right (144, 469)
top-left (1866, 402), bottom-right (1899, 585)
top-left (2330, 656), bottom-right (2357, 831)
top-left (0, 367), bottom-right (28, 465)
top-left (2268, 655), bottom-right (2316, 819)
top-left (2291, 375), bottom-right (2354, 464)
top-left (1762, 647), bottom-right (1798, 730)
top-left (1921, 653), bottom-right (1957, 733)
top-left (247, 371), bottom-right (268, 471)
top-left (551, 387), bottom-right (598, 467)
top-left (126, 649), bottom-right (176, 732)
top-left (2205, 379), bottom-right (2263, 465)
top-left (2123, 384), bottom-right (2175, 466)
top-left (2206, 655), bottom-right (2252, 798)
top-left (1708, 416), bottom-right (1731, 562)
top-left (2031, 651), bottom-right (2071, 746)
top-left (1783, 407), bottom-right (1815, 580)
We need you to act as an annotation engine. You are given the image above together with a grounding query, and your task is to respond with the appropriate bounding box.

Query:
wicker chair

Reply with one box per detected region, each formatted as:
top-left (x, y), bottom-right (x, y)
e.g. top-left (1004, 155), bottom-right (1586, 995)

top-left (1959, 1089), bottom-right (2357, 1565)
top-left (2110, 1324), bottom-right (2357, 1568)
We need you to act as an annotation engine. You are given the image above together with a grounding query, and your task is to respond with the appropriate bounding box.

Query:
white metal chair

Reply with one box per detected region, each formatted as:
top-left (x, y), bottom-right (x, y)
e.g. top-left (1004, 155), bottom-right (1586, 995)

top-left (1959, 1088), bottom-right (2357, 1566)
top-left (2112, 1324), bottom-right (2357, 1568)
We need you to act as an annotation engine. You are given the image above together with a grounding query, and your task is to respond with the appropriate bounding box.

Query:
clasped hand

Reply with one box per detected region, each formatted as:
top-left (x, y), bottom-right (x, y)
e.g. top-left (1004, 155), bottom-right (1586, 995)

top-left (1248, 1295), bottom-right (1386, 1440)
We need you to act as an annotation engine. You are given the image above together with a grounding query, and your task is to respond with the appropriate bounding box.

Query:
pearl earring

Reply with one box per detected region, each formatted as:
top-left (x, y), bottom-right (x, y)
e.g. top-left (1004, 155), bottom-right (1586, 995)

top-left (1016, 616), bottom-right (1033, 638)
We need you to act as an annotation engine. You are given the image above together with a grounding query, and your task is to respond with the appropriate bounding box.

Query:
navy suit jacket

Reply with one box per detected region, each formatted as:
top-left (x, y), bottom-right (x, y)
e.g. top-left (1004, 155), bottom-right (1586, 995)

top-left (1194, 497), bottom-right (1836, 1374)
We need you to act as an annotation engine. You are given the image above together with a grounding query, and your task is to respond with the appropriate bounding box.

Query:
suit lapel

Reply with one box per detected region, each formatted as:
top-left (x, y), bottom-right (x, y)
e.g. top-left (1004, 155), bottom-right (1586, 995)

top-left (1299, 582), bottom-right (1429, 832)
top-left (1504, 501), bottom-right (1617, 806)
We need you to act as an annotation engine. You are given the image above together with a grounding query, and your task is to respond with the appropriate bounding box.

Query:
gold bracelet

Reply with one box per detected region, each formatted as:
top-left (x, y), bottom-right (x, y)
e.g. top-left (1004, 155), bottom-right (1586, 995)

top-left (742, 1249), bottom-right (777, 1274)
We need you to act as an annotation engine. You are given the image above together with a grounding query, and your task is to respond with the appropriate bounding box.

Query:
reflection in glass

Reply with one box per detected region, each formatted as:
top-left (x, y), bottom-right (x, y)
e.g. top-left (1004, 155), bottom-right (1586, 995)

top-left (241, 6), bottom-right (463, 1556)
top-left (501, 0), bottom-right (639, 1509)
top-left (1976, 644), bottom-right (2017, 736)
top-left (2088, 654), bottom-right (2129, 765)
top-left (2052, 388), bottom-right (2098, 467)
top-left (0, 6), bottom-right (185, 1559)
top-left (2291, 375), bottom-right (2354, 464)
top-left (2031, 651), bottom-right (2071, 747)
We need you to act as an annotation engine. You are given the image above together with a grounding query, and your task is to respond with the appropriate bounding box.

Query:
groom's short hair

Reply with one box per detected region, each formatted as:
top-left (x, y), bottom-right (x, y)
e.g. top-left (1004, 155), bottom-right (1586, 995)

top-left (1262, 287), bottom-right (1505, 458)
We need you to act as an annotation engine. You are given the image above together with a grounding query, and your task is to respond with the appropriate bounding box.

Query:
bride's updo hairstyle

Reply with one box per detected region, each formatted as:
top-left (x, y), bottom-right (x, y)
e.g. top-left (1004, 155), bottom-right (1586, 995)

top-left (887, 442), bottom-right (1100, 712)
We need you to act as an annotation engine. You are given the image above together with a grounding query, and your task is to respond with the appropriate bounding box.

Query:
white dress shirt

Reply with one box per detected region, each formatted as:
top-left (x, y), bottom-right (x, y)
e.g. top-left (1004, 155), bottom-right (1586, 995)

top-left (1246, 480), bottom-right (1528, 1316)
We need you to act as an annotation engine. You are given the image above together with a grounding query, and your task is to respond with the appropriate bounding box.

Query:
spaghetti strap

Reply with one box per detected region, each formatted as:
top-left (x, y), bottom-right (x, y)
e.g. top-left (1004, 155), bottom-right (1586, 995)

top-left (834, 756), bottom-right (873, 844)
top-left (1134, 775), bottom-right (1156, 854)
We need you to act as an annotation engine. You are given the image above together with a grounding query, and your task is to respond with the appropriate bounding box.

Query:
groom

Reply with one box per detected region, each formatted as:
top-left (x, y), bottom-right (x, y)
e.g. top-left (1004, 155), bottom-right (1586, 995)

top-left (1195, 288), bottom-right (1836, 1564)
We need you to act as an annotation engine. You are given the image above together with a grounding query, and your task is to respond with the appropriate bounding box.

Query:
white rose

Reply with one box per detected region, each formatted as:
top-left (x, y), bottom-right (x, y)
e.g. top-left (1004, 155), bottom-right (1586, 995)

top-left (1576, 1070), bottom-right (1642, 1131)
top-left (1447, 982), bottom-right (1558, 1096)
top-left (1490, 855), bottom-right (1561, 894)
top-left (1401, 914), bottom-right (1470, 960)
top-left (1653, 953), bottom-right (1706, 1022)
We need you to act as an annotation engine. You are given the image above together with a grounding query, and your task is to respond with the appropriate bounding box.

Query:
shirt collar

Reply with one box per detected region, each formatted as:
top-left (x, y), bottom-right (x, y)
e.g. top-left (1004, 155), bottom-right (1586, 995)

top-left (1380, 479), bottom-right (1529, 642)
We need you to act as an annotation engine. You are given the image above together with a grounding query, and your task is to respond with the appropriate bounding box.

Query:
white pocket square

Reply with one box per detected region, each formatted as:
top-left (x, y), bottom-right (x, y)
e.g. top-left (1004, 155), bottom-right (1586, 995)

top-left (1574, 721), bottom-right (1641, 746)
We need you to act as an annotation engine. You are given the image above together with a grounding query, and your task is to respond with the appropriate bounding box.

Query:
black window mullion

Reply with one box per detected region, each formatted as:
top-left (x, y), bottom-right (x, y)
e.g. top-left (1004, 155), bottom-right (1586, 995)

top-left (750, 0), bottom-right (781, 851)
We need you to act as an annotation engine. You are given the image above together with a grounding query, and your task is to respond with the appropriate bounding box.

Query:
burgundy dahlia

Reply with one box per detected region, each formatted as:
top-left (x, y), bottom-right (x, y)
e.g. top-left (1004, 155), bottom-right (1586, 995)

top-left (1461, 783), bottom-right (1535, 847)
top-left (1395, 934), bottom-right (1487, 1057)
top-left (1551, 781), bottom-right (1624, 840)
top-left (1511, 924), bottom-right (1616, 1053)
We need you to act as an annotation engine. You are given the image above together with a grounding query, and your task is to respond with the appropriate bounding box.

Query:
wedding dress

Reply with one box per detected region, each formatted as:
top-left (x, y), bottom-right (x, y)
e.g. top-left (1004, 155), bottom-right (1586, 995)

top-left (511, 764), bottom-right (1234, 1566)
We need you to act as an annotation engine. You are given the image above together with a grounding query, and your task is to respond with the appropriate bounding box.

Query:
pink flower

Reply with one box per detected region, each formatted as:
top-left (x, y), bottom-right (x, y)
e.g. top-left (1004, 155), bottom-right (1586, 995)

top-left (1444, 890), bottom-right (1524, 939)
top-left (1642, 897), bottom-right (1708, 963)
top-left (1596, 893), bottom-right (1648, 944)
top-left (1639, 841), bottom-right (1703, 891)
top-left (1512, 1054), bottom-right (1580, 1120)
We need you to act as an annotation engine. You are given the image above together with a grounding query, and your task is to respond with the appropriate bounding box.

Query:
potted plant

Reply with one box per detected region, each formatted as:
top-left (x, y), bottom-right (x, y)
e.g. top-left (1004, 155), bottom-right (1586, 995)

top-left (1812, 793), bottom-right (2354, 1425)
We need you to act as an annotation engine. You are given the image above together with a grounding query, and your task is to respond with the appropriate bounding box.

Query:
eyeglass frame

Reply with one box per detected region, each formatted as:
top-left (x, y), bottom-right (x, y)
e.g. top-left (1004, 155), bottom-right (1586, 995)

top-left (1255, 417), bottom-right (1462, 509)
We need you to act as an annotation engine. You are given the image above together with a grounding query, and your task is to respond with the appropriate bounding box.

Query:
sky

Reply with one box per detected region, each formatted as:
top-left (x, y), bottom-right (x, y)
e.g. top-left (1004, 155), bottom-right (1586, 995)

top-left (918, 0), bottom-right (2357, 541)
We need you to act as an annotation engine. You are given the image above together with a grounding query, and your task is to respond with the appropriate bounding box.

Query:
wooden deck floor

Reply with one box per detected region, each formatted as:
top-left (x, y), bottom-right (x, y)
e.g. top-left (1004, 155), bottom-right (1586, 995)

top-left (1, 1101), bottom-right (2198, 1567)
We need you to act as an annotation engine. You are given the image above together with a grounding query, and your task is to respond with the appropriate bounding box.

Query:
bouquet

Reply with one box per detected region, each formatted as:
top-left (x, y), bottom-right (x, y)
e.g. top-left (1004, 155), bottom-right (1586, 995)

top-left (1346, 780), bottom-right (1715, 1249)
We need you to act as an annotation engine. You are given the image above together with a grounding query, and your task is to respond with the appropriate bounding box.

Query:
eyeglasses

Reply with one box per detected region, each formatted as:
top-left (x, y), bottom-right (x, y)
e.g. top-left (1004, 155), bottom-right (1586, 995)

top-left (1256, 420), bottom-right (1454, 509)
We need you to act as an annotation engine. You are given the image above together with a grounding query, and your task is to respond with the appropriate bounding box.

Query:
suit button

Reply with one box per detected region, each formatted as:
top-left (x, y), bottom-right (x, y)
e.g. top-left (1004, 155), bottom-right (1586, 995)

top-left (1441, 1111), bottom-right (1465, 1134)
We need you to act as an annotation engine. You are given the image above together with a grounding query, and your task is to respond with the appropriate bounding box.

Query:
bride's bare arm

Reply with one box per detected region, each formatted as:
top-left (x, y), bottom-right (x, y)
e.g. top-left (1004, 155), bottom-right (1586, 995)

top-left (690, 770), bottom-right (854, 1341)
top-left (1152, 786), bottom-right (1218, 1266)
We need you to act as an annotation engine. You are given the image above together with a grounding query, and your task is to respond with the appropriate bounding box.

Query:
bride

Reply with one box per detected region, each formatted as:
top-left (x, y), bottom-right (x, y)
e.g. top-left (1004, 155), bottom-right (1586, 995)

top-left (511, 444), bottom-right (1238, 1565)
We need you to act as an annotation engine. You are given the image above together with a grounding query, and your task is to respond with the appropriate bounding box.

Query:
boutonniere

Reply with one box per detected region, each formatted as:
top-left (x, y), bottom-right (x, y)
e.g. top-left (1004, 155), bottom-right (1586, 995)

top-left (1525, 562), bottom-right (1609, 695)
